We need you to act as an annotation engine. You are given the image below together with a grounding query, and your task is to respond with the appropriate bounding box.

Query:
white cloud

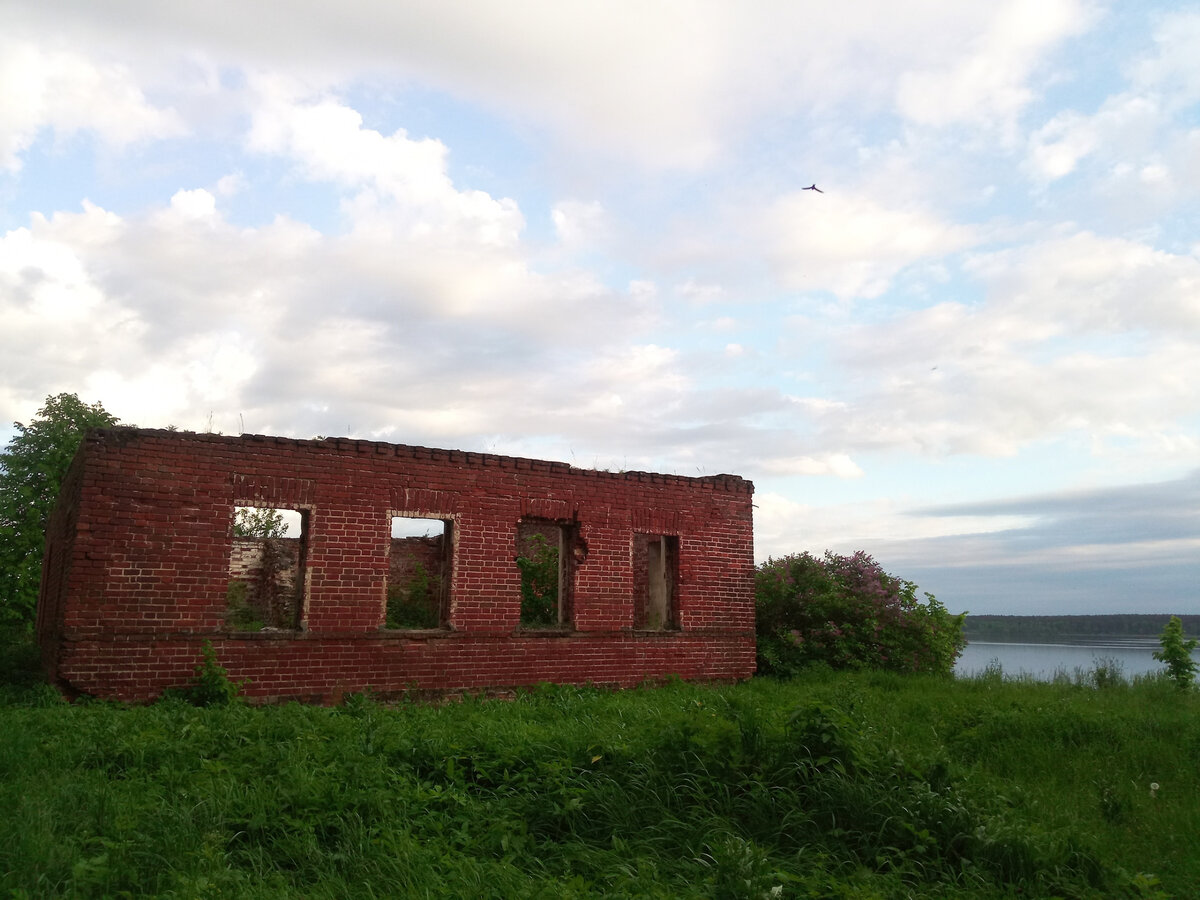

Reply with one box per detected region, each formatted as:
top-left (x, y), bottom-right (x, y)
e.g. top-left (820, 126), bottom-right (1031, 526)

top-left (216, 173), bottom-right (245, 196)
top-left (0, 183), bottom-right (668, 445)
top-left (676, 280), bottom-right (726, 304)
top-left (759, 453), bottom-right (863, 479)
top-left (962, 231), bottom-right (1200, 333)
top-left (1027, 95), bottom-right (1161, 182)
top-left (169, 188), bottom-right (217, 219)
top-left (552, 200), bottom-right (607, 247)
top-left (765, 191), bottom-right (977, 299)
top-left (1129, 10), bottom-right (1200, 102)
top-left (0, 39), bottom-right (185, 172)
top-left (247, 80), bottom-right (524, 248)
top-left (895, 0), bottom-right (1092, 133)
top-left (5, 0), bottom-right (1102, 170)
top-left (1026, 10), bottom-right (1200, 185)
top-left (819, 230), bottom-right (1200, 460)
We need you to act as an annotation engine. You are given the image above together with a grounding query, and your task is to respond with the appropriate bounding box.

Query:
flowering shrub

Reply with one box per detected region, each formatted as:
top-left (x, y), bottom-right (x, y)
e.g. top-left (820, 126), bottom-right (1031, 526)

top-left (755, 551), bottom-right (966, 677)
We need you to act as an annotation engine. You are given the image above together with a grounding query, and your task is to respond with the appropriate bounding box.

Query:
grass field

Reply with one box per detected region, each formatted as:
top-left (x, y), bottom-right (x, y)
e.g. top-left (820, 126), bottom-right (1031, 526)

top-left (1, 641), bottom-right (1196, 898)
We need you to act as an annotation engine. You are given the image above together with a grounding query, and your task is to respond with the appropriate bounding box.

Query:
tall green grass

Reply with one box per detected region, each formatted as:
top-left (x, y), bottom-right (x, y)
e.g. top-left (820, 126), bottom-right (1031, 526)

top-left (1, 654), bottom-right (1195, 897)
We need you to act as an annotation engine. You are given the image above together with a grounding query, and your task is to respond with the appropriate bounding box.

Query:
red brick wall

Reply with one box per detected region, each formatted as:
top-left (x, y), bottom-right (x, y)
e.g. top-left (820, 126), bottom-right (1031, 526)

top-left (38, 428), bottom-right (756, 702)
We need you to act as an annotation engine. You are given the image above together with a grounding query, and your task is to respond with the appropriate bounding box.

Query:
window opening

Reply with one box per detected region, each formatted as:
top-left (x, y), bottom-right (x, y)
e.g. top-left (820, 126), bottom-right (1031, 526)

top-left (634, 533), bottom-right (678, 630)
top-left (386, 516), bottom-right (451, 629)
top-left (516, 520), bottom-right (574, 628)
top-left (227, 507), bottom-right (307, 631)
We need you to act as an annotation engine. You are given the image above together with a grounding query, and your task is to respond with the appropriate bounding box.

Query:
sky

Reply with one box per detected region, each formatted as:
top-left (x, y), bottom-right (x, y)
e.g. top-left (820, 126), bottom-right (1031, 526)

top-left (2, 1), bottom-right (1199, 616)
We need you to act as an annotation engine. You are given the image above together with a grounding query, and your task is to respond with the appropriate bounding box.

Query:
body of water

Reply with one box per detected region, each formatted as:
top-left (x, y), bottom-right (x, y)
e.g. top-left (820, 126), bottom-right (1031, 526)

top-left (954, 637), bottom-right (1200, 681)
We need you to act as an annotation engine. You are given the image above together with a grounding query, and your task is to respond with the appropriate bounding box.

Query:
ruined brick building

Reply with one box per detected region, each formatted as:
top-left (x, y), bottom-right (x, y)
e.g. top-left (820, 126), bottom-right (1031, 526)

top-left (37, 428), bottom-right (756, 702)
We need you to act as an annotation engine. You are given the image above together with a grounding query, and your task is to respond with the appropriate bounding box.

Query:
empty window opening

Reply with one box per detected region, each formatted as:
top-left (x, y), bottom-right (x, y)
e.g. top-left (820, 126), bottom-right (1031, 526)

top-left (516, 520), bottom-right (575, 628)
top-left (227, 507), bottom-right (307, 631)
top-left (634, 534), bottom-right (678, 630)
top-left (386, 516), bottom-right (452, 629)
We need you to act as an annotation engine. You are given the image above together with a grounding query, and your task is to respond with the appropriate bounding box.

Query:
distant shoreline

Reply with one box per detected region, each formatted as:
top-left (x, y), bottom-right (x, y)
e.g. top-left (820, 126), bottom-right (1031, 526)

top-left (964, 613), bottom-right (1200, 642)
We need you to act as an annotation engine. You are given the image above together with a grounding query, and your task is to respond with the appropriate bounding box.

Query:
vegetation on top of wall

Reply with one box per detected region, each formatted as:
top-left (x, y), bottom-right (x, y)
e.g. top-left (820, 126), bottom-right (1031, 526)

top-left (0, 393), bottom-right (120, 635)
top-left (756, 550), bottom-right (966, 677)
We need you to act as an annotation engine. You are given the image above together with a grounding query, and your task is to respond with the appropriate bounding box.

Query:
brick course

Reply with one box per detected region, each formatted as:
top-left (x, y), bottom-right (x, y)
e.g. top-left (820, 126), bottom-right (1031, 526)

top-left (37, 428), bottom-right (756, 702)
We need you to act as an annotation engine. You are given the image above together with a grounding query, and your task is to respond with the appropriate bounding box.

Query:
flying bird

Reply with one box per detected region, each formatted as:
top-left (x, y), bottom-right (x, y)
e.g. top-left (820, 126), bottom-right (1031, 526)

top-left (802, 184), bottom-right (823, 193)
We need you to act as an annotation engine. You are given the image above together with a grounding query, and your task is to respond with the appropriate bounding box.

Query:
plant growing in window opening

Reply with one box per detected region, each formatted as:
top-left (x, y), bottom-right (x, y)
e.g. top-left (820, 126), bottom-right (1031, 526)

top-left (386, 561), bottom-right (441, 629)
top-left (224, 580), bottom-right (263, 631)
top-left (517, 533), bottom-right (559, 626)
top-left (1153, 616), bottom-right (1197, 690)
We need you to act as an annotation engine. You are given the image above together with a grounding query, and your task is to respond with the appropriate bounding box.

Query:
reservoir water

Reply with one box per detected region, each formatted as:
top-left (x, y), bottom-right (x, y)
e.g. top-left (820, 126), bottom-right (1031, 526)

top-left (954, 637), bottom-right (1200, 681)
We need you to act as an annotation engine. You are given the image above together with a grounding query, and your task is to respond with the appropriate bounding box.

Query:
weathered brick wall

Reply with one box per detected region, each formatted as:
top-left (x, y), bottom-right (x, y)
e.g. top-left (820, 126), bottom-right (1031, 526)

top-left (229, 537), bottom-right (302, 583)
top-left (38, 428), bottom-right (756, 702)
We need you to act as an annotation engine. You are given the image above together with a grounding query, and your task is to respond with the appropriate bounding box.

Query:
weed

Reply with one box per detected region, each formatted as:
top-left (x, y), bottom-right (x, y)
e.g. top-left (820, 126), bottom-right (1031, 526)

top-left (164, 640), bottom-right (246, 706)
top-left (1090, 656), bottom-right (1127, 689)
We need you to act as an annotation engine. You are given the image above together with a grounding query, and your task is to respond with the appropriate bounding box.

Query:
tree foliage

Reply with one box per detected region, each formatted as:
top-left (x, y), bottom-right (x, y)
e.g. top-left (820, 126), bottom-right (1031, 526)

top-left (0, 393), bottom-right (119, 633)
top-left (756, 550), bottom-right (966, 677)
top-left (233, 507), bottom-right (288, 539)
top-left (1153, 615), bottom-right (1197, 690)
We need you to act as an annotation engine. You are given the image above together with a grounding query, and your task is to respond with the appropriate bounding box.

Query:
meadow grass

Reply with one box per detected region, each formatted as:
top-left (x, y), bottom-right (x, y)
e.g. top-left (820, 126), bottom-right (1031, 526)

top-left (1, 648), bottom-right (1195, 898)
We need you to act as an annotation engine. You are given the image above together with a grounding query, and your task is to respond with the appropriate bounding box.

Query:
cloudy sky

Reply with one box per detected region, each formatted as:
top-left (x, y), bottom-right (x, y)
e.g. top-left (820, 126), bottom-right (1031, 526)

top-left (3, 1), bottom-right (1199, 615)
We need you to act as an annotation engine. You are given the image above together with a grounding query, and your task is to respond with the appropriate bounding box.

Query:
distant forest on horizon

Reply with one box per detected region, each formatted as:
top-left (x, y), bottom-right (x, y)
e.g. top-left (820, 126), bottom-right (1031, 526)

top-left (964, 614), bottom-right (1200, 642)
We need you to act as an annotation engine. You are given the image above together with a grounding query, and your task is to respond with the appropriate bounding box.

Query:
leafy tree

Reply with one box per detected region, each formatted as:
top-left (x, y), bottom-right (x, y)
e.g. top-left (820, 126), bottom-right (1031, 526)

top-left (756, 550), bottom-right (966, 677)
top-left (0, 393), bottom-right (119, 633)
top-left (1153, 615), bottom-right (1197, 690)
top-left (233, 507), bottom-right (289, 538)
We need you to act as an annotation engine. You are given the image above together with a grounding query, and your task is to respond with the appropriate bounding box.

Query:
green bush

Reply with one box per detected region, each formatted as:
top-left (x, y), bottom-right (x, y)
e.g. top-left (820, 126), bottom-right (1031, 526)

top-left (165, 641), bottom-right (245, 706)
top-left (756, 550), bottom-right (966, 677)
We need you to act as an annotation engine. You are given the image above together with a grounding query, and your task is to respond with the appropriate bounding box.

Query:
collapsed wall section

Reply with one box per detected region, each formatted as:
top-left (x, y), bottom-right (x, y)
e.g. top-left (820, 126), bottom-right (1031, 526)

top-left (37, 428), bottom-right (756, 702)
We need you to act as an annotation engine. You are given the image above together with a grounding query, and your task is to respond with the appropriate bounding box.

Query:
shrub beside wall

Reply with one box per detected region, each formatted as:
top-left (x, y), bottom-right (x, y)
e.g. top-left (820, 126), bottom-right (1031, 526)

top-left (756, 550), bottom-right (966, 677)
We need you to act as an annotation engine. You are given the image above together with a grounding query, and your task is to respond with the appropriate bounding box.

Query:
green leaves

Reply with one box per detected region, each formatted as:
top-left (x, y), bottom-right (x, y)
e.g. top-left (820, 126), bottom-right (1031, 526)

top-left (1153, 615), bottom-right (1198, 690)
top-left (517, 533), bottom-right (560, 627)
top-left (164, 641), bottom-right (246, 706)
top-left (755, 551), bottom-right (967, 677)
top-left (0, 393), bottom-right (119, 633)
top-left (233, 507), bottom-right (288, 538)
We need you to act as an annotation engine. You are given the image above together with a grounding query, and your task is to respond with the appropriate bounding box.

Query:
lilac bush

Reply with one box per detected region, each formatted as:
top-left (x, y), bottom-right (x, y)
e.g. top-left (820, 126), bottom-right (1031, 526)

top-left (756, 551), bottom-right (966, 677)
